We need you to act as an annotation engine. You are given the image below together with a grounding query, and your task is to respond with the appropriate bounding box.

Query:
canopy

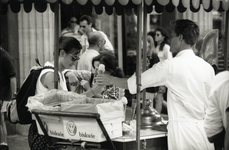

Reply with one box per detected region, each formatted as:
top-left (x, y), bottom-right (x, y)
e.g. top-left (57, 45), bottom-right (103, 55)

top-left (1, 0), bottom-right (229, 14)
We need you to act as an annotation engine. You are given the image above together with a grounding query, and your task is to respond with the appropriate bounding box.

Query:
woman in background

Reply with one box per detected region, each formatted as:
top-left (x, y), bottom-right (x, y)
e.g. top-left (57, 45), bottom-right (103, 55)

top-left (61, 16), bottom-right (83, 42)
top-left (154, 27), bottom-right (172, 61)
top-left (151, 27), bottom-right (172, 113)
top-left (146, 31), bottom-right (156, 58)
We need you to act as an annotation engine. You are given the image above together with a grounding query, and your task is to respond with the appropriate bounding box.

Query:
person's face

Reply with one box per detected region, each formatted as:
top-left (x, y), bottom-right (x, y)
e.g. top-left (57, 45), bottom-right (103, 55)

top-left (154, 31), bottom-right (164, 43)
top-left (69, 17), bottom-right (77, 29)
top-left (170, 31), bottom-right (181, 53)
top-left (147, 35), bottom-right (154, 50)
top-left (79, 20), bottom-right (92, 34)
top-left (61, 50), bottom-right (80, 69)
top-left (98, 37), bottom-right (106, 51)
top-left (93, 61), bottom-right (100, 76)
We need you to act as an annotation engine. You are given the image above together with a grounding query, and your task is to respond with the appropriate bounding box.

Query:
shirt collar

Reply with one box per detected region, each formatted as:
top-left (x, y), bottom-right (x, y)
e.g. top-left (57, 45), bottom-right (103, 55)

top-left (175, 49), bottom-right (195, 57)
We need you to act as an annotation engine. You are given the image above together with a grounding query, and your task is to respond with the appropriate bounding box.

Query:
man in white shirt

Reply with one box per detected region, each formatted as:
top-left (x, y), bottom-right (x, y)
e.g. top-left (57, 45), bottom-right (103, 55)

top-left (79, 15), bottom-right (113, 53)
top-left (77, 31), bottom-right (106, 72)
top-left (96, 19), bottom-right (215, 150)
top-left (204, 70), bottom-right (229, 150)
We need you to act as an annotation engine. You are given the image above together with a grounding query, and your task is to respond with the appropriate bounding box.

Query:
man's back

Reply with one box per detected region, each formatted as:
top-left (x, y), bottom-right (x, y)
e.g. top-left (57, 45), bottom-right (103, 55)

top-left (77, 49), bottom-right (99, 72)
top-left (163, 49), bottom-right (215, 150)
top-left (166, 50), bottom-right (215, 119)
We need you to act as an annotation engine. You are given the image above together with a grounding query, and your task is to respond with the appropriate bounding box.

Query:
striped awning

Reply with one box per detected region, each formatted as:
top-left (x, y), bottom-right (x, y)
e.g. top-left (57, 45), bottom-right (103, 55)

top-left (0, 0), bottom-right (228, 14)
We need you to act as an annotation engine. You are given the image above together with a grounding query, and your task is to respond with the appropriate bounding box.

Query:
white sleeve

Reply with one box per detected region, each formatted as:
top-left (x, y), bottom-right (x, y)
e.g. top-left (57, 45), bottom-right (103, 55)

top-left (98, 31), bottom-right (114, 51)
top-left (81, 35), bottom-right (89, 47)
top-left (61, 28), bottom-right (68, 35)
top-left (127, 73), bottom-right (137, 94)
top-left (204, 71), bottom-right (229, 137)
top-left (204, 90), bottom-right (224, 137)
top-left (127, 61), bottom-right (169, 94)
top-left (163, 44), bottom-right (172, 60)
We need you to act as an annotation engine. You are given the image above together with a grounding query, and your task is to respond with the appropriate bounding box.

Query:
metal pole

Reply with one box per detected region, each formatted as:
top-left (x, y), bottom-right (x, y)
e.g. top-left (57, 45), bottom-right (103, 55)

top-left (136, 2), bottom-right (143, 150)
top-left (142, 2), bottom-right (148, 108)
top-left (117, 16), bottom-right (123, 69)
top-left (224, 10), bottom-right (229, 70)
top-left (54, 1), bottom-right (59, 89)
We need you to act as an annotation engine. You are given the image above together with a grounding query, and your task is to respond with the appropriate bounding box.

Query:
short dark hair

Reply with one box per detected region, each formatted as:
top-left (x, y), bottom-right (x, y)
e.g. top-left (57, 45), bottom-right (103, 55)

top-left (58, 36), bottom-right (82, 54)
top-left (68, 16), bottom-right (78, 23)
top-left (171, 19), bottom-right (199, 46)
top-left (79, 15), bottom-right (92, 25)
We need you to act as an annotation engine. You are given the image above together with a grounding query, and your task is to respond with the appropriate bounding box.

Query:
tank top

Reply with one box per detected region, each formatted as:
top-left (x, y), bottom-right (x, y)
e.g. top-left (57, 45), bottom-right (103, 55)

top-left (35, 62), bottom-right (68, 94)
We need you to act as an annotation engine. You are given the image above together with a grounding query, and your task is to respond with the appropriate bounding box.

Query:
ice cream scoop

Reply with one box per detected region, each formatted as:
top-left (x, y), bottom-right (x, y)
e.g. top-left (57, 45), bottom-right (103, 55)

top-left (98, 64), bottom-right (105, 74)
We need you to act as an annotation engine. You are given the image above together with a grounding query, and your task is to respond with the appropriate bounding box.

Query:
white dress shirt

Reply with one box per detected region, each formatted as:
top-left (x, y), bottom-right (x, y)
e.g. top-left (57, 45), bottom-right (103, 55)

top-left (128, 49), bottom-right (215, 150)
top-left (61, 26), bottom-right (82, 42)
top-left (204, 71), bottom-right (229, 137)
top-left (77, 49), bottom-right (99, 72)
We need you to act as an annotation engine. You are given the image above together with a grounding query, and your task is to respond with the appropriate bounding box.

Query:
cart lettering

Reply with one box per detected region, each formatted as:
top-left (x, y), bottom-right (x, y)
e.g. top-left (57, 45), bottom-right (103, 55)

top-left (50, 130), bottom-right (64, 137)
top-left (79, 132), bottom-right (95, 138)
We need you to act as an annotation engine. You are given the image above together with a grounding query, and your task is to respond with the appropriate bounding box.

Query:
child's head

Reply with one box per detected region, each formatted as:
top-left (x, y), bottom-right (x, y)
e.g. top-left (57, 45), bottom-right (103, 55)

top-left (92, 52), bottom-right (125, 78)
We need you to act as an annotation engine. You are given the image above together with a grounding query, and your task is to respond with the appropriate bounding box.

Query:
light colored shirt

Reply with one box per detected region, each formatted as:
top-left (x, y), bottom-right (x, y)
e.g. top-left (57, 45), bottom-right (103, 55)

top-left (128, 49), bottom-right (215, 149)
top-left (77, 49), bottom-right (99, 72)
top-left (61, 26), bottom-right (82, 42)
top-left (156, 44), bottom-right (172, 61)
top-left (204, 71), bottom-right (229, 137)
top-left (80, 28), bottom-right (114, 52)
top-left (35, 62), bottom-right (68, 94)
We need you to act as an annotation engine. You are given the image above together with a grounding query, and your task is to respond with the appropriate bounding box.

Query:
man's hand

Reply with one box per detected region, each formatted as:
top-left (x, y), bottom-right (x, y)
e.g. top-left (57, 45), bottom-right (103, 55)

top-left (119, 88), bottom-right (125, 99)
top-left (95, 74), bottom-right (112, 86)
top-left (95, 74), bottom-right (129, 90)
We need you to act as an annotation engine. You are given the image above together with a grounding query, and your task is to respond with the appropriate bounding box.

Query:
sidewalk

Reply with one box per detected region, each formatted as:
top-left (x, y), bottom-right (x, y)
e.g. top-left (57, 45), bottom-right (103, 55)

top-left (5, 119), bottom-right (30, 150)
top-left (7, 134), bottom-right (30, 150)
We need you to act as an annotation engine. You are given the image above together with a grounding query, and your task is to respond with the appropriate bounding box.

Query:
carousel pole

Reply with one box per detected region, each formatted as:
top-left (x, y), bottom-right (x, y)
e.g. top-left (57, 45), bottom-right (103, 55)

top-left (136, 2), bottom-right (143, 150)
top-left (53, 0), bottom-right (59, 89)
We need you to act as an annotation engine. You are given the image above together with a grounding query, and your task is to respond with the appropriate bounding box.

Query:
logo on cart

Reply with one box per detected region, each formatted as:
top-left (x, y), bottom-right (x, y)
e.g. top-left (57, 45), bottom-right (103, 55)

top-left (66, 121), bottom-right (77, 136)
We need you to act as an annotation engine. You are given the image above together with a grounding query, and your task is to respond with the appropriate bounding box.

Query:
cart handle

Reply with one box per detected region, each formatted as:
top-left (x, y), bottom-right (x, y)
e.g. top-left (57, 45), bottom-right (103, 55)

top-left (31, 109), bottom-right (100, 119)
top-left (53, 141), bottom-right (101, 149)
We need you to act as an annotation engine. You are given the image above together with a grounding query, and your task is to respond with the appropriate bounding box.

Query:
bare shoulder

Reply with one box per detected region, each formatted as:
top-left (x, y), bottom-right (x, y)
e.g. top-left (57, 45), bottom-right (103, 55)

top-left (41, 72), bottom-right (54, 89)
